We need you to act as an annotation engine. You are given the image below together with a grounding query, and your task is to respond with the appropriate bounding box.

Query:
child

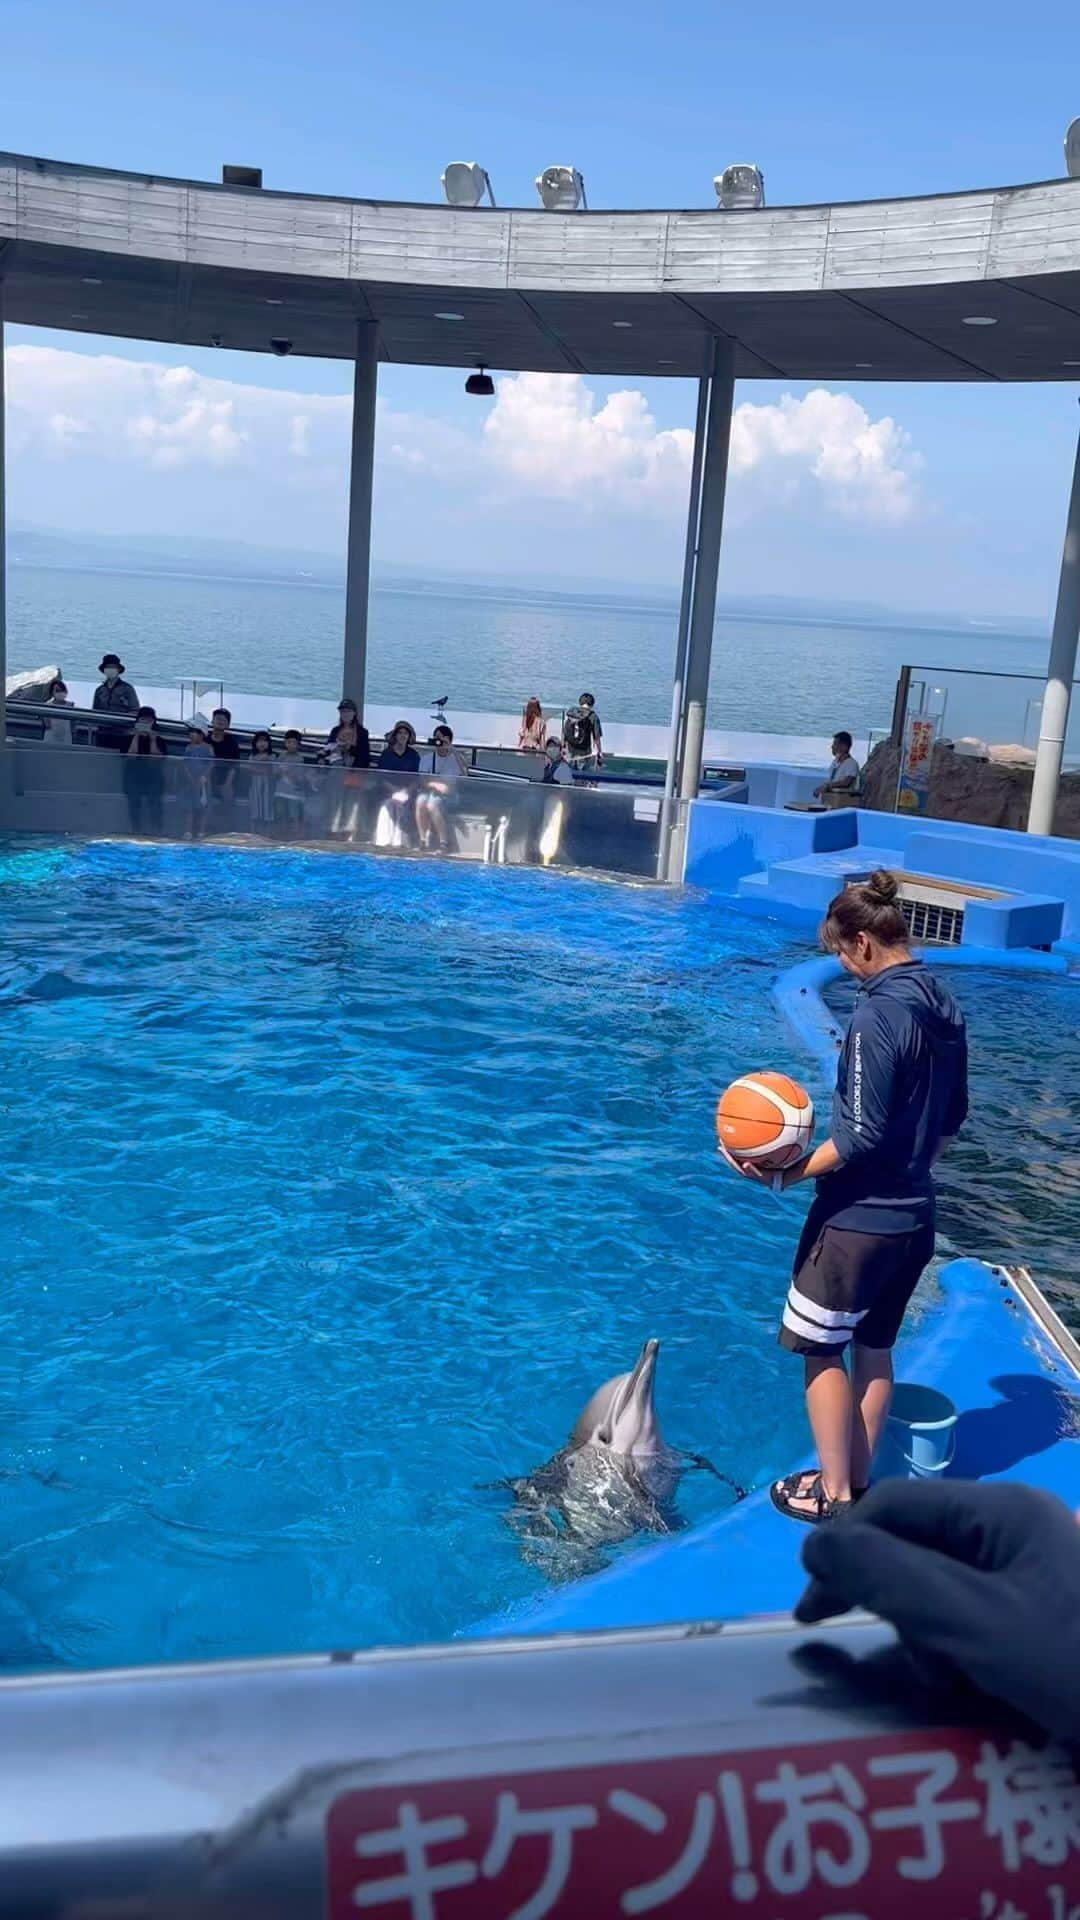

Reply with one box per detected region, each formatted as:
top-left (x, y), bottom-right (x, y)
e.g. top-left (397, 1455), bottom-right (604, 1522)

top-left (41, 679), bottom-right (74, 747)
top-left (183, 725), bottom-right (213, 838)
top-left (247, 730), bottom-right (276, 832)
top-left (274, 729), bottom-right (309, 840)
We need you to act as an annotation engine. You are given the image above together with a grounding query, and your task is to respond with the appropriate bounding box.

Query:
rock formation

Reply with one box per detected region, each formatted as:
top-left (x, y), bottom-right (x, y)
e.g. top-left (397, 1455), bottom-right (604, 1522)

top-left (861, 740), bottom-right (1080, 840)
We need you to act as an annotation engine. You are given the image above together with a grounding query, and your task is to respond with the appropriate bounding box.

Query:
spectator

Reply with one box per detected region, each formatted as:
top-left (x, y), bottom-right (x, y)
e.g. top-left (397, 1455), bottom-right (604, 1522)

top-left (183, 725), bottom-right (213, 838)
top-left (542, 737), bottom-right (574, 785)
top-left (124, 706), bottom-right (166, 836)
top-left (247, 730), bottom-right (276, 833)
top-left (562, 692), bottom-right (603, 773)
top-left (93, 654), bottom-right (139, 750)
top-left (518, 697), bottom-right (546, 754)
top-left (327, 721), bottom-right (371, 839)
top-left (274, 729), bottom-right (310, 840)
top-left (327, 698), bottom-right (371, 766)
top-left (416, 724), bottom-right (466, 851)
top-left (208, 708), bottom-right (242, 818)
top-left (814, 731), bottom-right (862, 805)
top-left (377, 721), bottom-right (420, 772)
top-left (41, 679), bottom-right (74, 747)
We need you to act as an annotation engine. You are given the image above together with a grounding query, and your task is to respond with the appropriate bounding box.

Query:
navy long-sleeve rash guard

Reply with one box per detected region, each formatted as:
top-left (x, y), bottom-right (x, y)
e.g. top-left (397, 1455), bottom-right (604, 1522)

top-left (816, 960), bottom-right (969, 1234)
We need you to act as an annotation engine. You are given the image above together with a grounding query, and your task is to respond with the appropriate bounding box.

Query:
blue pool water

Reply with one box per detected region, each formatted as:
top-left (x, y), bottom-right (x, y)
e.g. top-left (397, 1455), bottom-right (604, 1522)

top-left (5, 839), bottom-right (1078, 1673)
top-left (1, 838), bottom-right (817, 1670)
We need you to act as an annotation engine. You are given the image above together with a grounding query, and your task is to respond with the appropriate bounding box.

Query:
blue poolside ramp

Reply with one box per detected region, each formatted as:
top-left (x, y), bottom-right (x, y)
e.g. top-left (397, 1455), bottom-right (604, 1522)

top-left (473, 1258), bottom-right (1080, 1638)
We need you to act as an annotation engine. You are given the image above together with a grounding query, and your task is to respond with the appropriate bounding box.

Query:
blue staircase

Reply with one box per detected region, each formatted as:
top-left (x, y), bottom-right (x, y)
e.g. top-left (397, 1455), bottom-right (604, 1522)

top-left (736, 844), bottom-right (902, 914)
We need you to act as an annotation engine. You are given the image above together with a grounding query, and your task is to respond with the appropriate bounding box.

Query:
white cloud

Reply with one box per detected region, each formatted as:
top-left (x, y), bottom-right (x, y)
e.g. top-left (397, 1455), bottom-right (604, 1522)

top-left (5, 346), bottom-right (346, 473)
top-left (730, 388), bottom-right (921, 524)
top-left (482, 373), bottom-right (921, 525)
top-left (483, 372), bottom-right (694, 507)
top-left (3, 345), bottom-right (921, 535)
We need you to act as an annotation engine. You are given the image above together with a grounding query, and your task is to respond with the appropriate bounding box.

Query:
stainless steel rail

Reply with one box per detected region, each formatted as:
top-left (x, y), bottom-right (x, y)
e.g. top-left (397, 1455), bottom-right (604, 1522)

top-left (0, 1612), bottom-right (1053, 1915)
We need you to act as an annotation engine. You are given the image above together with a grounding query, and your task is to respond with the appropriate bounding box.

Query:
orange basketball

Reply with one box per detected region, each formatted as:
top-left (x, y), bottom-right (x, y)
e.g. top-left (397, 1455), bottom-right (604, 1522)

top-left (716, 1071), bottom-right (815, 1170)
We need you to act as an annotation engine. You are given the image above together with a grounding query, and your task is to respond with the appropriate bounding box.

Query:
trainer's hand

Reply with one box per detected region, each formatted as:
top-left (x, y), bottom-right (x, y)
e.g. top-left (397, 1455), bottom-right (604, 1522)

top-left (716, 1141), bottom-right (780, 1189)
top-left (795, 1479), bottom-right (1080, 1741)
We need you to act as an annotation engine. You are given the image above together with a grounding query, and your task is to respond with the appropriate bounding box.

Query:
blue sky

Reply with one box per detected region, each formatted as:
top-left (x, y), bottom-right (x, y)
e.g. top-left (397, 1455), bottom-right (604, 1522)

top-left (4, 0), bottom-right (1080, 614)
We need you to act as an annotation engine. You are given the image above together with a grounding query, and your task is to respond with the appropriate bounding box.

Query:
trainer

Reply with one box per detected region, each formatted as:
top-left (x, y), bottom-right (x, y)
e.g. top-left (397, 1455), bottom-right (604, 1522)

top-left (724, 870), bottom-right (968, 1525)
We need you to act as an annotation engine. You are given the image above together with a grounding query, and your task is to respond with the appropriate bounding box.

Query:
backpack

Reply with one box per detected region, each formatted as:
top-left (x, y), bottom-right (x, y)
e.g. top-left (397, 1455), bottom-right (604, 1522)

top-left (564, 710), bottom-right (592, 754)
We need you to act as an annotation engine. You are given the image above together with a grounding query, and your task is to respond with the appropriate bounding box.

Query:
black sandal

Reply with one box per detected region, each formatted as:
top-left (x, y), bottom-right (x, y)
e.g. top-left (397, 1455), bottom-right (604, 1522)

top-left (770, 1470), bottom-right (852, 1526)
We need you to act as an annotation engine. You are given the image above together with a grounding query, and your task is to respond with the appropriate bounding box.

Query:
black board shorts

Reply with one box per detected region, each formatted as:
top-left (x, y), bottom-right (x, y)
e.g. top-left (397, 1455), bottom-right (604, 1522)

top-left (778, 1208), bottom-right (936, 1358)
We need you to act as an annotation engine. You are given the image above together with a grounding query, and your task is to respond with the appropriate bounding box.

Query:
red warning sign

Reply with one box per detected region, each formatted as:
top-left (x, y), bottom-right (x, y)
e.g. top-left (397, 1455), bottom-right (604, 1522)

top-left (327, 1726), bottom-right (1080, 1917)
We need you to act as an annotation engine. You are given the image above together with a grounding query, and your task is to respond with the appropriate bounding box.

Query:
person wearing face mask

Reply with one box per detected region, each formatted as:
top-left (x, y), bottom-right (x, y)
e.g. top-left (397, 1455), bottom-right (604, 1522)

top-left (92, 654), bottom-right (140, 750)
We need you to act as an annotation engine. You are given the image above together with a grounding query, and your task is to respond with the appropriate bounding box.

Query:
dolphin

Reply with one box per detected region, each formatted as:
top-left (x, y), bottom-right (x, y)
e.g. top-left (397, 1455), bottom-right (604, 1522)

top-left (495, 1339), bottom-right (741, 1578)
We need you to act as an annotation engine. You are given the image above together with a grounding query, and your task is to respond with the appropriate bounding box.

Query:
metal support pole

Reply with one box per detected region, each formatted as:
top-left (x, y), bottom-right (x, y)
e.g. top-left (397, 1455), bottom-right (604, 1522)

top-left (677, 336), bottom-right (736, 806)
top-left (1028, 411), bottom-right (1080, 837)
top-left (657, 376), bottom-right (709, 880)
top-left (889, 664), bottom-right (912, 750)
top-left (342, 320), bottom-right (379, 719)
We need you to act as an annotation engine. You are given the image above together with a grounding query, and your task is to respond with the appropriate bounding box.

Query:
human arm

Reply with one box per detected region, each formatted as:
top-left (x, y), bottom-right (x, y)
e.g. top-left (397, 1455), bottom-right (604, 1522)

top-left (795, 1480), bottom-right (1080, 1742)
top-left (119, 682), bottom-right (140, 714)
top-left (125, 732), bottom-right (141, 757)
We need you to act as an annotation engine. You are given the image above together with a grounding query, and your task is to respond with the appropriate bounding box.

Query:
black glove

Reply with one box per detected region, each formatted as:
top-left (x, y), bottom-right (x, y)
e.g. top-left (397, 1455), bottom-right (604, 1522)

top-left (796, 1478), bottom-right (1080, 1743)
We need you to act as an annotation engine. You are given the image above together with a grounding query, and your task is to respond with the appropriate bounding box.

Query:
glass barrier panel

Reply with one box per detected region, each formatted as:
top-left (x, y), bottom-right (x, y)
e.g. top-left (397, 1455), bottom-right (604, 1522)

top-left (1, 744), bottom-right (672, 881)
top-left (905, 665), bottom-right (1080, 769)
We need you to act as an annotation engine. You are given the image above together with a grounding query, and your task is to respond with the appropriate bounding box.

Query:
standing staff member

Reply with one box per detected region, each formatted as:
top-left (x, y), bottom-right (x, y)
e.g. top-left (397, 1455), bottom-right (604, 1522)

top-left (722, 871), bottom-right (968, 1525)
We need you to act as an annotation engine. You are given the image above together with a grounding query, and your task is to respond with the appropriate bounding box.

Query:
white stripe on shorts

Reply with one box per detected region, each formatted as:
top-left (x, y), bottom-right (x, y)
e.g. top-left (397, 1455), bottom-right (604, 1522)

top-left (787, 1281), bottom-right (867, 1330)
top-left (782, 1304), bottom-right (851, 1345)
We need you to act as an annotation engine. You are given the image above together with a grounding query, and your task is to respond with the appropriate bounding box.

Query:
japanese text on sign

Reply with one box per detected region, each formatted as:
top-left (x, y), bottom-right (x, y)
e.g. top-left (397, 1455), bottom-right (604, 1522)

top-left (327, 1730), bottom-right (1080, 1919)
top-left (897, 714), bottom-right (939, 814)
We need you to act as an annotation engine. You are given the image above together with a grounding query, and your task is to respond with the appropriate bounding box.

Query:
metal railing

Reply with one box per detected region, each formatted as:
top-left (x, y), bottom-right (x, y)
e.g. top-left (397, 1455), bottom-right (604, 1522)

top-left (0, 738), bottom-right (676, 882)
top-left (0, 1611), bottom-right (1044, 1913)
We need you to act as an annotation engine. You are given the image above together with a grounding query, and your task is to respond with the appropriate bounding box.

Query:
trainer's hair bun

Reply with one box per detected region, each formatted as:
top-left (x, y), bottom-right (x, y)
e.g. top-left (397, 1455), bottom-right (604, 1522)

top-left (819, 867), bottom-right (909, 954)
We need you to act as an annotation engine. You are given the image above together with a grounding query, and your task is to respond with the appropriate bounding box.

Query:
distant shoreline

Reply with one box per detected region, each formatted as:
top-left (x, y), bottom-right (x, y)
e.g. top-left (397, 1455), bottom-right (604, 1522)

top-left (8, 555), bottom-right (1047, 648)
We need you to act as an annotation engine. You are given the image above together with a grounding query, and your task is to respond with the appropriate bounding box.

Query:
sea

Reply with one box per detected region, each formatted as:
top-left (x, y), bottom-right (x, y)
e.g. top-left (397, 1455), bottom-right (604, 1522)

top-left (6, 560), bottom-right (1062, 747)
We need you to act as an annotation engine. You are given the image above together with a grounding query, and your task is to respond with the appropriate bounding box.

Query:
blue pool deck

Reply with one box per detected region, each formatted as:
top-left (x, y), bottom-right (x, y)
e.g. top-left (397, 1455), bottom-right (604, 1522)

top-left (684, 794), bottom-right (1080, 951)
top-left (475, 1255), bottom-right (1080, 1638)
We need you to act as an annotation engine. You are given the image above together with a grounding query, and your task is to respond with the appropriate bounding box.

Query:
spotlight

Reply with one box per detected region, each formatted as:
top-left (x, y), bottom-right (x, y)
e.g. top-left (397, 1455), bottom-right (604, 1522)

top-left (465, 366), bottom-right (495, 397)
top-left (441, 161), bottom-right (496, 207)
top-left (1067, 118), bottom-right (1080, 179)
top-left (713, 164), bottom-right (765, 211)
top-left (535, 165), bottom-right (587, 211)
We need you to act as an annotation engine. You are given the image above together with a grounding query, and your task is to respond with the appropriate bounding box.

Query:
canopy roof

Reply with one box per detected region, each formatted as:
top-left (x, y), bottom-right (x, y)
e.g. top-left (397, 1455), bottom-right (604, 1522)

top-left (2, 152), bottom-right (1080, 380)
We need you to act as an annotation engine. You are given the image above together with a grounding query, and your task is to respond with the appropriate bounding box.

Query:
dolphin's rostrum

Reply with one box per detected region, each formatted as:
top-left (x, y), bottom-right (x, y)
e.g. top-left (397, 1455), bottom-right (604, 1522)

top-left (495, 1338), bottom-right (743, 1578)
